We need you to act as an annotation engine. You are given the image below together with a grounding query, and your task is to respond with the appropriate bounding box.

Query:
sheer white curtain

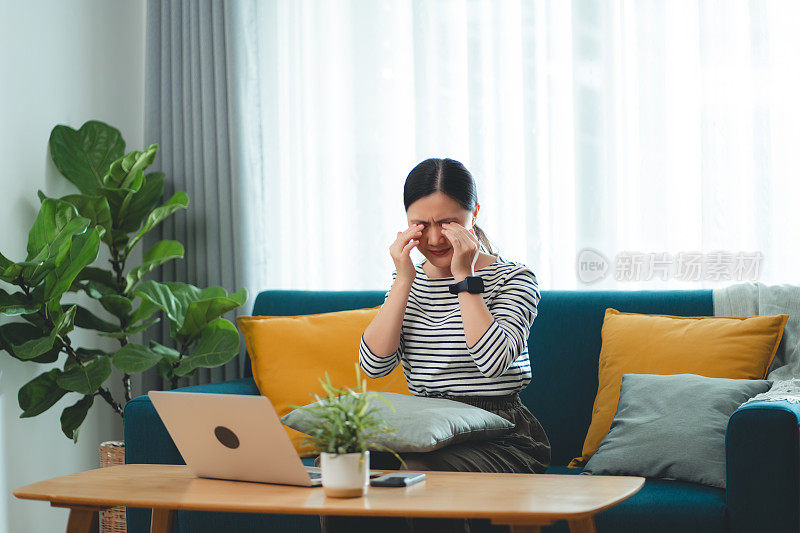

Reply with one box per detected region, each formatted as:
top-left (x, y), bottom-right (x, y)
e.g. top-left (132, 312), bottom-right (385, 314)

top-left (227, 0), bottom-right (800, 294)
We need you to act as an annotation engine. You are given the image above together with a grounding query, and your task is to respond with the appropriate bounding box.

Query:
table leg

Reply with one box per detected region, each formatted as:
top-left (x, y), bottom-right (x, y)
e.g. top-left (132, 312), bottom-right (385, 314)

top-left (151, 508), bottom-right (175, 533)
top-left (65, 507), bottom-right (99, 533)
top-left (567, 517), bottom-right (597, 533)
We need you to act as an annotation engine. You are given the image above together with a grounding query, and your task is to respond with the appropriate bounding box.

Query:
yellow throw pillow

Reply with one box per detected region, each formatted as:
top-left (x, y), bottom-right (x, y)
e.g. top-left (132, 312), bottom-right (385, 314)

top-left (237, 307), bottom-right (410, 457)
top-left (568, 308), bottom-right (788, 469)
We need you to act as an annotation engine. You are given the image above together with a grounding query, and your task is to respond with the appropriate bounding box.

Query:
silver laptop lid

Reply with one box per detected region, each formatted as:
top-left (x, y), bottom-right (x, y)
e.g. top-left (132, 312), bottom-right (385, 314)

top-left (148, 391), bottom-right (317, 486)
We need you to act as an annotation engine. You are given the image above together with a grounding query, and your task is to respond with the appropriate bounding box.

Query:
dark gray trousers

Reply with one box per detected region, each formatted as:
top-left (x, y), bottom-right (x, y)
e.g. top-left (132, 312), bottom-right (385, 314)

top-left (314, 391), bottom-right (551, 533)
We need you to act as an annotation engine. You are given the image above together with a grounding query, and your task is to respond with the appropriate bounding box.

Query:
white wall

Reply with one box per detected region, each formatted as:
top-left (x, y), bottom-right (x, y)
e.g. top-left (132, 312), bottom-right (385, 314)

top-left (0, 1), bottom-right (146, 532)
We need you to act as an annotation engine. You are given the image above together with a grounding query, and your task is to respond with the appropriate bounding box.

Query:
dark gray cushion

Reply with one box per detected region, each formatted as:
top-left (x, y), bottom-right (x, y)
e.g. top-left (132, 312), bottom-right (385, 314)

top-left (281, 391), bottom-right (515, 453)
top-left (582, 373), bottom-right (772, 488)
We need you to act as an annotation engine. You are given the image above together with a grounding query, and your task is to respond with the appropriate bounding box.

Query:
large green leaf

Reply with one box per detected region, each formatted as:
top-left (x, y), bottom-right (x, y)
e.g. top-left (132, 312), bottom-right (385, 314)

top-left (56, 355), bottom-right (112, 395)
top-left (99, 315), bottom-right (159, 339)
top-left (129, 298), bottom-right (157, 325)
top-left (111, 343), bottom-right (160, 373)
top-left (12, 326), bottom-right (60, 360)
top-left (174, 318), bottom-right (240, 377)
top-left (100, 294), bottom-right (132, 321)
top-left (48, 121), bottom-right (125, 195)
top-left (102, 145), bottom-right (157, 190)
top-left (60, 395), bottom-right (94, 442)
top-left (43, 228), bottom-right (101, 305)
top-left (0, 288), bottom-right (39, 315)
top-left (70, 266), bottom-right (118, 298)
top-left (72, 304), bottom-right (119, 333)
top-left (75, 347), bottom-right (106, 362)
top-left (133, 282), bottom-right (237, 341)
top-left (149, 341), bottom-right (180, 362)
top-left (124, 240), bottom-right (184, 294)
top-left (12, 305), bottom-right (77, 359)
top-left (60, 194), bottom-right (112, 243)
top-left (18, 369), bottom-right (68, 417)
top-left (133, 281), bottom-right (200, 329)
top-left (178, 288), bottom-right (248, 342)
top-left (117, 172), bottom-right (165, 233)
top-left (25, 198), bottom-right (90, 265)
top-left (0, 322), bottom-right (60, 363)
top-left (125, 191), bottom-right (189, 254)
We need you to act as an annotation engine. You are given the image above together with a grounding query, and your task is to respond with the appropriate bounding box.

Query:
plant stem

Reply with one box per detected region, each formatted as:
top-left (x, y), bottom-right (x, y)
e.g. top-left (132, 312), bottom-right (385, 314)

top-left (110, 244), bottom-right (133, 403)
top-left (18, 277), bottom-right (125, 417)
top-left (169, 341), bottom-right (192, 390)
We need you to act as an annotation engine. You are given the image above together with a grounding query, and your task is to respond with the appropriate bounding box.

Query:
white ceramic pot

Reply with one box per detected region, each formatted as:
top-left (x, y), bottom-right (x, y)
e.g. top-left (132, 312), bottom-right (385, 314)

top-left (319, 450), bottom-right (370, 498)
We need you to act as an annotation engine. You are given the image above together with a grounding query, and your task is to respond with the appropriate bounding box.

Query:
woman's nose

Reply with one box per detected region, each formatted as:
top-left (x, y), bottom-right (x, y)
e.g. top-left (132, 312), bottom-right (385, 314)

top-left (426, 226), bottom-right (446, 244)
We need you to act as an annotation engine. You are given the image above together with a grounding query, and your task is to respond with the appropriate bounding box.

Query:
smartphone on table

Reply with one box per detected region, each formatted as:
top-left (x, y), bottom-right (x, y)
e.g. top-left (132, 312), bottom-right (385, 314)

top-left (370, 472), bottom-right (426, 487)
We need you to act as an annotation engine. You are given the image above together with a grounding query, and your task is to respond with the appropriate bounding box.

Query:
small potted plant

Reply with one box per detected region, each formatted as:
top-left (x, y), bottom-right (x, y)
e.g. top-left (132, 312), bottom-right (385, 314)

top-left (290, 363), bottom-right (408, 498)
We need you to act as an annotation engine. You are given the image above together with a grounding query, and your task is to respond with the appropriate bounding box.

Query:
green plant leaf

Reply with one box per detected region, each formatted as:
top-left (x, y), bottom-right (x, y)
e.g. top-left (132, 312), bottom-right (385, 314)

top-left (128, 298), bottom-right (157, 325)
top-left (0, 288), bottom-right (39, 315)
top-left (125, 191), bottom-right (189, 254)
top-left (0, 322), bottom-right (60, 363)
top-left (149, 341), bottom-right (180, 362)
top-left (99, 315), bottom-right (159, 339)
top-left (25, 198), bottom-right (90, 266)
top-left (177, 288), bottom-right (248, 342)
top-left (12, 305), bottom-right (76, 359)
top-left (100, 294), bottom-right (132, 321)
top-left (18, 369), bottom-right (68, 417)
top-left (117, 172), bottom-right (165, 232)
top-left (72, 304), bottom-right (119, 333)
top-left (174, 318), bottom-right (240, 377)
top-left (60, 395), bottom-right (94, 442)
top-left (124, 240), bottom-right (184, 294)
top-left (48, 121), bottom-right (125, 195)
top-left (60, 194), bottom-right (112, 243)
top-left (102, 145), bottom-right (157, 190)
top-left (111, 343), bottom-right (160, 373)
top-left (75, 347), bottom-right (106, 362)
top-left (156, 358), bottom-right (174, 380)
top-left (43, 228), bottom-right (101, 305)
top-left (11, 326), bottom-right (60, 359)
top-left (70, 267), bottom-right (118, 298)
top-left (56, 355), bottom-right (111, 395)
top-left (133, 281), bottom-right (198, 333)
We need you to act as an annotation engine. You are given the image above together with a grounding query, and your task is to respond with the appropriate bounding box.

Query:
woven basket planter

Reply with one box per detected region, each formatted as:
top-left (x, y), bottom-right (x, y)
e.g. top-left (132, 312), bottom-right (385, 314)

top-left (99, 440), bottom-right (126, 533)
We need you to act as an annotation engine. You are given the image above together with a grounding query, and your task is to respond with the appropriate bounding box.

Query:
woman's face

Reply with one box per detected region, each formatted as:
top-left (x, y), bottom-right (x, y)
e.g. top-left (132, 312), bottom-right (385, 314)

top-left (406, 191), bottom-right (478, 267)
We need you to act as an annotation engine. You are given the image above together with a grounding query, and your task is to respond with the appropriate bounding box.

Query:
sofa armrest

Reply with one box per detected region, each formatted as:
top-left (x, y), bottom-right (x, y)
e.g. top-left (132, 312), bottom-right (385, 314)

top-left (726, 398), bottom-right (800, 533)
top-left (123, 377), bottom-right (260, 466)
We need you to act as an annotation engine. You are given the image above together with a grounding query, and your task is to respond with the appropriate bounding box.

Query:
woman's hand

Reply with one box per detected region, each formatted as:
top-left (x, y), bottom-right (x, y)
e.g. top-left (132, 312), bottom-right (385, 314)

top-left (390, 223), bottom-right (423, 282)
top-left (442, 222), bottom-right (480, 281)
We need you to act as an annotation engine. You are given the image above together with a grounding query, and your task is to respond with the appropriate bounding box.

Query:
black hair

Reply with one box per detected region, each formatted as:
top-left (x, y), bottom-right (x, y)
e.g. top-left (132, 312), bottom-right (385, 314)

top-left (403, 158), bottom-right (497, 255)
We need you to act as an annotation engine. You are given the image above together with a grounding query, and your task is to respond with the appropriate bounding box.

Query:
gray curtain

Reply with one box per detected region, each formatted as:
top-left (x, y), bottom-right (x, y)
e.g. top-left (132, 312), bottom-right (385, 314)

top-left (138, 0), bottom-right (249, 394)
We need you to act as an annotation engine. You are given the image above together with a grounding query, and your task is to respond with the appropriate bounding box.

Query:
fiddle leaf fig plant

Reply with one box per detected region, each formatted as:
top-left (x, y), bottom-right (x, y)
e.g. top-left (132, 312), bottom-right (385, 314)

top-left (0, 119), bottom-right (247, 442)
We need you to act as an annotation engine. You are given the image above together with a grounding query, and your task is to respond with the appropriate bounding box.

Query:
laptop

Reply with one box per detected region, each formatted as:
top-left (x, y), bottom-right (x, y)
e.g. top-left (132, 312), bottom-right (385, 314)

top-left (148, 391), bottom-right (386, 486)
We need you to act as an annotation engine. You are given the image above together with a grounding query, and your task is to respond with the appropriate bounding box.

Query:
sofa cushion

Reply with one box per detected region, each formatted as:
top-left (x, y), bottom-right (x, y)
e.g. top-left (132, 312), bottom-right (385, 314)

top-left (520, 289), bottom-right (716, 467)
top-left (237, 308), bottom-right (409, 457)
top-left (569, 308), bottom-right (787, 468)
top-left (282, 391), bottom-right (515, 453)
top-left (581, 373), bottom-right (772, 488)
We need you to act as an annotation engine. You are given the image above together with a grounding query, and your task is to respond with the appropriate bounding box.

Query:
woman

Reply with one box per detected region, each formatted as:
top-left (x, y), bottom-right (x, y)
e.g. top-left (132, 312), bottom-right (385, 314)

top-left (318, 158), bottom-right (551, 533)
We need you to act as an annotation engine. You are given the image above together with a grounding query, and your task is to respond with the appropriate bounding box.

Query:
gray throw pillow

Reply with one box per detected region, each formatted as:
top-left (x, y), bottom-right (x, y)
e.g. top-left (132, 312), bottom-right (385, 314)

top-left (582, 373), bottom-right (772, 488)
top-left (280, 391), bottom-right (515, 453)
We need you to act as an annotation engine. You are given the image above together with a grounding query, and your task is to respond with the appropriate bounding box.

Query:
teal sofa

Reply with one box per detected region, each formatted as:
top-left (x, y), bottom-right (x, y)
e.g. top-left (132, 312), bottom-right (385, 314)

top-left (125, 289), bottom-right (800, 532)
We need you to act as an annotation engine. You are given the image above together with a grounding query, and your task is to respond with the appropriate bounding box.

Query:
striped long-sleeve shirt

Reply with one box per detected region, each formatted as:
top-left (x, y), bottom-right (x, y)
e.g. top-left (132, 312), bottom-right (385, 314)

top-left (359, 255), bottom-right (540, 397)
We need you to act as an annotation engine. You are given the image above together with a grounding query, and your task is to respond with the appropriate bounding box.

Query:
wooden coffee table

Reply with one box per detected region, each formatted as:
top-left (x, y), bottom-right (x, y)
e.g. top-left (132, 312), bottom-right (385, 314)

top-left (13, 464), bottom-right (643, 533)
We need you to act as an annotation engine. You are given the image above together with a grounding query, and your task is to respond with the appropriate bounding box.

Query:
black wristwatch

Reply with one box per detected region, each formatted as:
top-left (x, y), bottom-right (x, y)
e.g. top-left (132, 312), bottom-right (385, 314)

top-left (449, 276), bottom-right (485, 295)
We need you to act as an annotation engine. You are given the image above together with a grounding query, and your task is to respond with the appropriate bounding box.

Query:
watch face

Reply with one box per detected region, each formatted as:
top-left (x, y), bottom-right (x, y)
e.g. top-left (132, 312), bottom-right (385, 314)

top-left (466, 276), bottom-right (484, 293)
